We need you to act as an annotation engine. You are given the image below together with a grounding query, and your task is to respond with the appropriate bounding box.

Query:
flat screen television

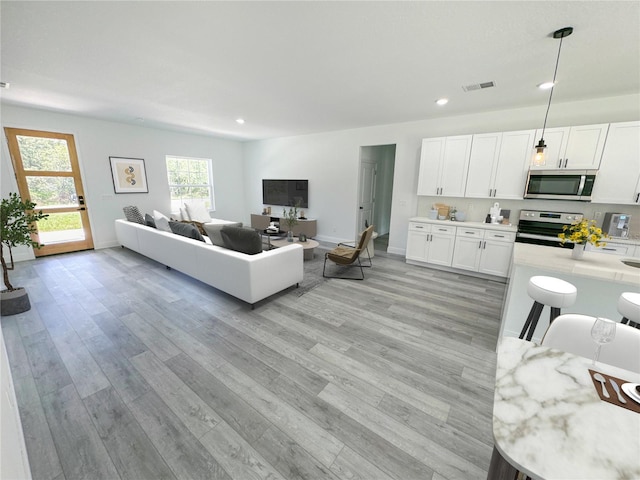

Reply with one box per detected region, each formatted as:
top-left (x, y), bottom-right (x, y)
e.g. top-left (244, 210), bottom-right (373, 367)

top-left (262, 179), bottom-right (308, 208)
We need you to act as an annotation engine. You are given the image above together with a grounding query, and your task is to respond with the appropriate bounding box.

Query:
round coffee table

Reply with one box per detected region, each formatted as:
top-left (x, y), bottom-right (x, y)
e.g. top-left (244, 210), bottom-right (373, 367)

top-left (270, 236), bottom-right (319, 260)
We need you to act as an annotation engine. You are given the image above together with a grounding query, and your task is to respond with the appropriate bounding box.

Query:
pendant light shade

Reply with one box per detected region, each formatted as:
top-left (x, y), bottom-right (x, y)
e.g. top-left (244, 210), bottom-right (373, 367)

top-left (533, 27), bottom-right (573, 167)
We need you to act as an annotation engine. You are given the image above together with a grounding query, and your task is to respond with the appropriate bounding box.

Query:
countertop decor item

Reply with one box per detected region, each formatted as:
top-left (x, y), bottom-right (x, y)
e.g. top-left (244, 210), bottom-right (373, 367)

top-left (558, 219), bottom-right (609, 257)
top-left (1, 192), bottom-right (49, 315)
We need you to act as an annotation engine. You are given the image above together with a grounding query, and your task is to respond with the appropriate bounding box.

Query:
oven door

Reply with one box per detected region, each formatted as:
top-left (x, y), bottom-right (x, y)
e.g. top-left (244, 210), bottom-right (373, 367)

top-left (516, 220), bottom-right (575, 248)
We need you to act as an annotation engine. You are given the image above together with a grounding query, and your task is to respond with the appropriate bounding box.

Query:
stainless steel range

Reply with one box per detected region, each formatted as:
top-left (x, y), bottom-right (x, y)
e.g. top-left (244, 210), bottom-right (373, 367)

top-left (516, 210), bottom-right (584, 248)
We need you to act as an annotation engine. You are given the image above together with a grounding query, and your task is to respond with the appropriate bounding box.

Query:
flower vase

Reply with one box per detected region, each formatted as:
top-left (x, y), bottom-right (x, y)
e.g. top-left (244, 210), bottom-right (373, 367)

top-left (571, 244), bottom-right (585, 260)
top-left (287, 231), bottom-right (294, 242)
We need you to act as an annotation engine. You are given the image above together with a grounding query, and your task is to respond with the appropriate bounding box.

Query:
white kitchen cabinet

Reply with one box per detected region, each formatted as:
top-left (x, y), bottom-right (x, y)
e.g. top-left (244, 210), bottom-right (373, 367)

top-left (530, 124), bottom-right (609, 170)
top-left (451, 228), bottom-right (484, 271)
top-left (451, 227), bottom-right (515, 277)
top-left (479, 230), bottom-right (516, 277)
top-left (591, 121), bottom-right (640, 205)
top-left (585, 241), bottom-right (639, 256)
top-left (465, 130), bottom-right (536, 199)
top-left (406, 222), bottom-right (456, 266)
top-left (417, 135), bottom-right (472, 197)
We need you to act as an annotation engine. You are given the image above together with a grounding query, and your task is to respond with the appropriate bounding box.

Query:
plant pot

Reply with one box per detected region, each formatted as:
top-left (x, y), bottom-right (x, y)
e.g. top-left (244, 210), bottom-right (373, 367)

top-left (571, 244), bottom-right (585, 260)
top-left (1, 287), bottom-right (31, 316)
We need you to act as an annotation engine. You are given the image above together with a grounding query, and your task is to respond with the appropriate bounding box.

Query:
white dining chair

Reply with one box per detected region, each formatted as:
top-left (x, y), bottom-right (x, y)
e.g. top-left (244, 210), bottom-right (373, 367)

top-left (541, 313), bottom-right (640, 374)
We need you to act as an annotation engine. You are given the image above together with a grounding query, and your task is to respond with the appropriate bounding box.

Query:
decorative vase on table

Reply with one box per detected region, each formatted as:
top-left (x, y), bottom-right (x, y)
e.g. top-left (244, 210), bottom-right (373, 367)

top-left (287, 231), bottom-right (294, 242)
top-left (571, 244), bottom-right (585, 260)
top-left (558, 218), bottom-right (608, 260)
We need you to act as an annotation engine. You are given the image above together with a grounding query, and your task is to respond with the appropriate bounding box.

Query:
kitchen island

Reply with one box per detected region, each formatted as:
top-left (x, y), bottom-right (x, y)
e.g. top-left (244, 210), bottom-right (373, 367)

top-left (500, 243), bottom-right (640, 343)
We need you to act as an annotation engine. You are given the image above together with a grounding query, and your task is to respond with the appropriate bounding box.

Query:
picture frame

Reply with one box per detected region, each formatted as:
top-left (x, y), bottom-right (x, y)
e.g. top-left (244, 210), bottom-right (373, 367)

top-left (109, 156), bottom-right (148, 193)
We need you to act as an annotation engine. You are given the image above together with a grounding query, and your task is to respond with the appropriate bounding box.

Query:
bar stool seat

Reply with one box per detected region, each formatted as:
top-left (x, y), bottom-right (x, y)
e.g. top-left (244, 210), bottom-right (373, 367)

top-left (618, 292), bottom-right (640, 328)
top-left (519, 276), bottom-right (577, 341)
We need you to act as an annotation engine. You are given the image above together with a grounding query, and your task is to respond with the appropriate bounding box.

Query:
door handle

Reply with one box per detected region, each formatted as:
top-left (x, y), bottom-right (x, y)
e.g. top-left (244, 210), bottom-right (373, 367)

top-left (563, 158), bottom-right (568, 168)
top-left (635, 193), bottom-right (639, 203)
top-left (558, 158), bottom-right (562, 168)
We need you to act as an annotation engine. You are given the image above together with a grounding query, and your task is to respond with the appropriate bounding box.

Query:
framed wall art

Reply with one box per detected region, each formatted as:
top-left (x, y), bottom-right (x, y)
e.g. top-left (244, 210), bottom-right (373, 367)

top-left (109, 156), bottom-right (148, 193)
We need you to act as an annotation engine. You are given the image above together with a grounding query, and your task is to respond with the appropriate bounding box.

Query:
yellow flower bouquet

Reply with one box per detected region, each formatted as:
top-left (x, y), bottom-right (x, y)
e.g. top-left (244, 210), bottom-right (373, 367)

top-left (558, 219), bottom-right (608, 247)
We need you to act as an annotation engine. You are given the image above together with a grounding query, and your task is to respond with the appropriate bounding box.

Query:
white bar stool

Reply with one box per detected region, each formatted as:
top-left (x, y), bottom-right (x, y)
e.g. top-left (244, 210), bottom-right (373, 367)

top-left (519, 276), bottom-right (577, 342)
top-left (618, 292), bottom-right (640, 329)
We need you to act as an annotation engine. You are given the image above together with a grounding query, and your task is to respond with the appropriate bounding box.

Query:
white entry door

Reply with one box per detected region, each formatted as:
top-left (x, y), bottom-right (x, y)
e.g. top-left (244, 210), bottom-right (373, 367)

top-left (357, 158), bottom-right (376, 234)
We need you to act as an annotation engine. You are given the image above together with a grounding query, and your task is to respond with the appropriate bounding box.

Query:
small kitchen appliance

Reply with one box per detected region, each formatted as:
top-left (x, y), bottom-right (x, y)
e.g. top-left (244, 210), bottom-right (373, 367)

top-left (602, 213), bottom-right (631, 238)
top-left (516, 210), bottom-right (584, 248)
top-left (524, 169), bottom-right (597, 201)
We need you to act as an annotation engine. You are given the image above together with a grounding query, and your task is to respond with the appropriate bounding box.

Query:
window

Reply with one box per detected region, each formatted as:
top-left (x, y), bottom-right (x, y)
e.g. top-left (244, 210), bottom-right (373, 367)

top-left (166, 155), bottom-right (215, 212)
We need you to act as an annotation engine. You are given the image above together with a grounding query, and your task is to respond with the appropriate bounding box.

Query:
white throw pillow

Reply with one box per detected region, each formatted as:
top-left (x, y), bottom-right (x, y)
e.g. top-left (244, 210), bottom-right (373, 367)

top-left (153, 210), bottom-right (172, 232)
top-left (185, 202), bottom-right (212, 223)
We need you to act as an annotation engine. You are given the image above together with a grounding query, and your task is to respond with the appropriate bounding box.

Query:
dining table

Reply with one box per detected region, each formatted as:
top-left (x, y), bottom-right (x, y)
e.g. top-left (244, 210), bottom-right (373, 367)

top-left (488, 337), bottom-right (640, 480)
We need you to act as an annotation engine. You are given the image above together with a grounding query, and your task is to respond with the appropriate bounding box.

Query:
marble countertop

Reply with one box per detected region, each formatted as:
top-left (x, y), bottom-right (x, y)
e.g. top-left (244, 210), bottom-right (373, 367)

top-left (409, 217), bottom-right (517, 232)
top-left (493, 337), bottom-right (640, 480)
top-left (513, 243), bottom-right (640, 285)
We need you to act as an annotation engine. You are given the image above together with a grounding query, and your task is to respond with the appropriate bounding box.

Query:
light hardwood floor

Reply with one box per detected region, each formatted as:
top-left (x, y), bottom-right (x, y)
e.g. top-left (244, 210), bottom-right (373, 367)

top-left (1, 245), bottom-right (506, 480)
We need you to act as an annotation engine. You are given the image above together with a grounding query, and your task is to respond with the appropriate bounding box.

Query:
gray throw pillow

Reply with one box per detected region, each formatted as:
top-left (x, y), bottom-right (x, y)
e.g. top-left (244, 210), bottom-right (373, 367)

top-left (168, 220), bottom-right (205, 242)
top-left (203, 222), bottom-right (242, 247)
top-left (123, 205), bottom-right (145, 224)
top-left (220, 226), bottom-right (262, 255)
top-left (144, 213), bottom-right (156, 228)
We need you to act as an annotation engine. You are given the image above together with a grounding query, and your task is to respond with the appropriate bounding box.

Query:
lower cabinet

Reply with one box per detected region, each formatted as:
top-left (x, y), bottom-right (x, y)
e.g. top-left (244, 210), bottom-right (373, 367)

top-left (585, 241), bottom-right (638, 257)
top-left (406, 222), bottom-right (456, 266)
top-left (408, 221), bottom-right (515, 278)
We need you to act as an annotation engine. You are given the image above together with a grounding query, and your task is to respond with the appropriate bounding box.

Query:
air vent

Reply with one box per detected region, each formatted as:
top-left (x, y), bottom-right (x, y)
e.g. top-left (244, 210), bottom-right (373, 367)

top-left (462, 81), bottom-right (495, 92)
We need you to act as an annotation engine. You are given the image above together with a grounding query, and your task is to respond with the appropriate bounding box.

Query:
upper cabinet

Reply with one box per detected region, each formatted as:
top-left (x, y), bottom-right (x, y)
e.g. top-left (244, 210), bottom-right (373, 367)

top-left (465, 129), bottom-right (536, 199)
top-left (591, 121), bottom-right (640, 205)
top-left (530, 123), bottom-right (609, 170)
top-left (417, 135), bottom-right (472, 197)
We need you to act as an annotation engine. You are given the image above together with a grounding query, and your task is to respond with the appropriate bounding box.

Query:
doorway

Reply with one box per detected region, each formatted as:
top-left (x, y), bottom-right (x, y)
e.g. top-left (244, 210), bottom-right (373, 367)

top-left (4, 128), bottom-right (94, 256)
top-left (357, 144), bottom-right (396, 253)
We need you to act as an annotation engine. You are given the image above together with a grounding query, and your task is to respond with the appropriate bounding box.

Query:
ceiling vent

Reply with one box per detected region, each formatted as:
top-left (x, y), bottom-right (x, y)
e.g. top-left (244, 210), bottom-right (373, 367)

top-left (462, 81), bottom-right (495, 92)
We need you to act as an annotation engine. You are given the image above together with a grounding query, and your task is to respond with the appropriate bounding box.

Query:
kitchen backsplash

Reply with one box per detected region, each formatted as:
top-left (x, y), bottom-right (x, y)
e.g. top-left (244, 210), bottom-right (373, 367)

top-left (416, 196), bottom-right (640, 240)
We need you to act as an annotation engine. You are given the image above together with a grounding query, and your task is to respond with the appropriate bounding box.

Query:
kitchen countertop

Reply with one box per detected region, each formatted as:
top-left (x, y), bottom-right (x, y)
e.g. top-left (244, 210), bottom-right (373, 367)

top-left (513, 243), bottom-right (640, 285)
top-left (410, 217), bottom-right (517, 232)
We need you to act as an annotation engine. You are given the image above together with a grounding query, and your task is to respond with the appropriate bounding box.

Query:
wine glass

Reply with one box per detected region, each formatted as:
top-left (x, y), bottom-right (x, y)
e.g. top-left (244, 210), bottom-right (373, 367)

top-left (590, 317), bottom-right (616, 365)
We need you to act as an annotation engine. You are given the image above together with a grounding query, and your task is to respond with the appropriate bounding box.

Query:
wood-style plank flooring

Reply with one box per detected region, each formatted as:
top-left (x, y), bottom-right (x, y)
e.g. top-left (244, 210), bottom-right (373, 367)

top-left (2, 244), bottom-right (506, 480)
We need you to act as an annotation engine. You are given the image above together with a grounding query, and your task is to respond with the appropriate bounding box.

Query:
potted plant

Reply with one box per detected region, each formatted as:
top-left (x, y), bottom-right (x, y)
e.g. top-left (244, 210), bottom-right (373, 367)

top-left (1, 192), bottom-right (48, 315)
top-left (282, 203), bottom-right (299, 242)
top-left (558, 218), bottom-right (608, 259)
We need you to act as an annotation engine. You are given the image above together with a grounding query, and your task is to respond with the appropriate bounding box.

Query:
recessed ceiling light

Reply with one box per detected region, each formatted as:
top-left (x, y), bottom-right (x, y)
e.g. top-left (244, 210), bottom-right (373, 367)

top-left (236, 118), bottom-right (245, 124)
top-left (435, 98), bottom-right (449, 106)
top-left (538, 81), bottom-right (555, 90)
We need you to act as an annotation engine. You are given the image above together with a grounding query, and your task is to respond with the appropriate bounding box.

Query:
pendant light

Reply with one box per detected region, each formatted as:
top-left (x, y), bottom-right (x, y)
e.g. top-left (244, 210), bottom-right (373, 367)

top-left (533, 26), bottom-right (573, 166)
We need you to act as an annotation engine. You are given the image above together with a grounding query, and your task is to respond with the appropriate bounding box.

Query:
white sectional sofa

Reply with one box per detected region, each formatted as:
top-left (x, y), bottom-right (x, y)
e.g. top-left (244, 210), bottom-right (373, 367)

top-left (115, 219), bottom-right (303, 307)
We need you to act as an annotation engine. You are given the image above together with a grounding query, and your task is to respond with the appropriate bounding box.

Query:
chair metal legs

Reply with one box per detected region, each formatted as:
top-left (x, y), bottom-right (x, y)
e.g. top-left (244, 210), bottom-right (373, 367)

top-left (322, 255), bottom-right (365, 280)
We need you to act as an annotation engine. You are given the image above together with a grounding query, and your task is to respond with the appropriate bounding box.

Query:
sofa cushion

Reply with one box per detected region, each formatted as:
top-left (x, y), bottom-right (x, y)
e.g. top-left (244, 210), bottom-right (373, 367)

top-left (180, 220), bottom-right (207, 236)
top-left (153, 210), bottom-right (172, 232)
top-left (220, 226), bottom-right (262, 255)
top-left (123, 205), bottom-right (145, 224)
top-left (168, 220), bottom-right (206, 242)
top-left (184, 202), bottom-right (211, 223)
top-left (203, 221), bottom-right (242, 247)
top-left (144, 214), bottom-right (156, 228)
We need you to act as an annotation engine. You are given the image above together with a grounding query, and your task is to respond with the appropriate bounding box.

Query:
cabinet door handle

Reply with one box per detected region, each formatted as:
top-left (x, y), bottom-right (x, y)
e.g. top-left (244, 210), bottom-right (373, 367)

top-left (493, 189), bottom-right (497, 197)
top-left (437, 228), bottom-right (447, 232)
top-left (478, 240), bottom-right (482, 249)
top-left (602, 248), bottom-right (616, 251)
top-left (558, 158), bottom-right (563, 168)
top-left (635, 193), bottom-right (640, 203)
top-left (465, 231), bottom-right (475, 234)
top-left (495, 234), bottom-right (505, 238)
top-left (483, 241), bottom-right (487, 249)
top-left (415, 225), bottom-right (424, 229)
top-left (563, 158), bottom-right (569, 168)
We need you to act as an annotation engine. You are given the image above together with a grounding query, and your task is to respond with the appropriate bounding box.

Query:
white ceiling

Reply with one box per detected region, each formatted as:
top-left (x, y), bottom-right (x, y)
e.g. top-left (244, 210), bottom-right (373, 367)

top-left (1, 1), bottom-right (639, 141)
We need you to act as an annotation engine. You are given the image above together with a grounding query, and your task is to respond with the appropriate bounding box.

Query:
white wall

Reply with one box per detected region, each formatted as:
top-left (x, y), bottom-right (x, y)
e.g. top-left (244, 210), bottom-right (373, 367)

top-left (1, 105), bottom-right (245, 261)
top-left (242, 93), bottom-right (640, 254)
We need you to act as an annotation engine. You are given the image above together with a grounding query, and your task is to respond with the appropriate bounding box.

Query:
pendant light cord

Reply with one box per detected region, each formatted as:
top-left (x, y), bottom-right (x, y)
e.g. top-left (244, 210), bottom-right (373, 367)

top-left (540, 35), bottom-right (566, 140)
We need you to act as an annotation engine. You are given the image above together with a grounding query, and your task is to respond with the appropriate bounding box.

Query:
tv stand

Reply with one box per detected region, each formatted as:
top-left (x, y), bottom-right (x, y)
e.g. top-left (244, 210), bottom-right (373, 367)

top-left (251, 214), bottom-right (317, 238)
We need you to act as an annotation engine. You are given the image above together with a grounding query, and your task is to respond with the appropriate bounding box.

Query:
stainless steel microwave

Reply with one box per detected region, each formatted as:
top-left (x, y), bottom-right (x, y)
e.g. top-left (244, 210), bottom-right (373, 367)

top-left (524, 169), bottom-right (597, 201)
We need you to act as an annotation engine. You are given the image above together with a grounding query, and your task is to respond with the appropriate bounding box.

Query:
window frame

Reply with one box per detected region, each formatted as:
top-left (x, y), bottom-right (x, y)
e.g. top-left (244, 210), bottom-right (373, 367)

top-left (165, 155), bottom-right (215, 213)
